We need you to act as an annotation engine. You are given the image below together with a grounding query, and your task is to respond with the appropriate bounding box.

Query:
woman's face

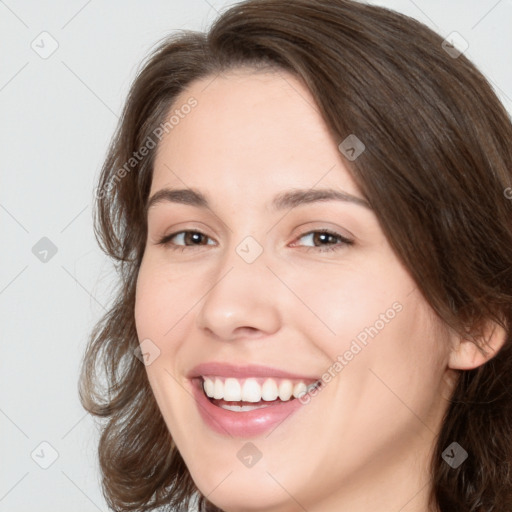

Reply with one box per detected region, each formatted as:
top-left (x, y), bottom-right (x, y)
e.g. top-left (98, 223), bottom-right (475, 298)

top-left (135, 68), bottom-right (455, 511)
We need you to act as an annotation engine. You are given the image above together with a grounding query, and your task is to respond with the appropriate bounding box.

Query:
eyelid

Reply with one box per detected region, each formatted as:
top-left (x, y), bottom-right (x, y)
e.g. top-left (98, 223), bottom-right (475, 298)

top-left (156, 229), bottom-right (216, 248)
top-left (155, 227), bottom-right (354, 254)
top-left (291, 228), bottom-right (354, 252)
top-left (151, 220), bottom-right (218, 243)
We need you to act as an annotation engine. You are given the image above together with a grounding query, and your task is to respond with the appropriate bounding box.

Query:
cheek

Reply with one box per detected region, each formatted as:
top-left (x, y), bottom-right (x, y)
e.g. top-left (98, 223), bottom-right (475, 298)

top-left (289, 253), bottom-right (446, 415)
top-left (286, 255), bottom-right (408, 361)
top-left (134, 265), bottom-right (160, 339)
top-left (336, 291), bottom-right (448, 437)
top-left (133, 260), bottom-right (198, 430)
top-left (134, 258), bottom-right (198, 340)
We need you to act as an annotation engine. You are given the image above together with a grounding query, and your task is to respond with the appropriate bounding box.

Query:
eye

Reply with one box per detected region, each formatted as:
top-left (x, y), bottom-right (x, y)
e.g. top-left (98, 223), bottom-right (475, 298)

top-left (156, 230), bottom-right (215, 251)
top-left (291, 229), bottom-right (354, 253)
top-left (156, 228), bottom-right (353, 253)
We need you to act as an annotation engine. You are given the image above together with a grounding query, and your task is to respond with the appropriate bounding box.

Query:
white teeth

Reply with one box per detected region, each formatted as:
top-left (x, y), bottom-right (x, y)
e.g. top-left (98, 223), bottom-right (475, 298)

top-left (278, 380), bottom-right (293, 401)
top-left (220, 403), bottom-right (269, 412)
top-left (202, 376), bottom-right (320, 403)
top-left (204, 377), bottom-right (215, 397)
top-left (223, 378), bottom-right (241, 401)
top-left (261, 379), bottom-right (279, 401)
top-left (241, 378), bottom-right (261, 402)
top-left (213, 378), bottom-right (223, 399)
top-left (292, 382), bottom-right (307, 398)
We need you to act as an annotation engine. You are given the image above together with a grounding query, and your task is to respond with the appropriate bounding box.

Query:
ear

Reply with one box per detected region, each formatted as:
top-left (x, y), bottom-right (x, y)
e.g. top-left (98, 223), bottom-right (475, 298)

top-left (448, 319), bottom-right (508, 371)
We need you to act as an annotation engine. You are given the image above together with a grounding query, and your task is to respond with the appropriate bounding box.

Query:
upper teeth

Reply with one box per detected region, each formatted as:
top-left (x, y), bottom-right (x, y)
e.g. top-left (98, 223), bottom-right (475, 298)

top-left (202, 377), bottom-right (319, 402)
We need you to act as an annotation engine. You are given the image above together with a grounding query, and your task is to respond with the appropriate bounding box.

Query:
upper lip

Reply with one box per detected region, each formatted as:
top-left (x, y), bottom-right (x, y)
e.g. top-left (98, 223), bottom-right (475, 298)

top-left (187, 362), bottom-right (320, 382)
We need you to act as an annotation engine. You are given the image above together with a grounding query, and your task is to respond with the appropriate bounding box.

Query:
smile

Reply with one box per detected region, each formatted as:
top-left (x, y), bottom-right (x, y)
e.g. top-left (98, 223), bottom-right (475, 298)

top-left (188, 363), bottom-right (323, 437)
top-left (202, 376), bottom-right (320, 409)
top-left (192, 376), bottom-right (320, 439)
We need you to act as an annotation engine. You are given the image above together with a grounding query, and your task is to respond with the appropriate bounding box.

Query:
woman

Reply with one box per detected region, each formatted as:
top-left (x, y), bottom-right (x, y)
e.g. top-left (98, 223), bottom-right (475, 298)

top-left (80, 0), bottom-right (512, 511)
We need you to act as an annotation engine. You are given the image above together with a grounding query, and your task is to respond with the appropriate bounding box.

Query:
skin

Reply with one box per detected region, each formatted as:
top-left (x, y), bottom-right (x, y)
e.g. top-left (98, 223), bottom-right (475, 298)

top-left (134, 68), bottom-right (506, 512)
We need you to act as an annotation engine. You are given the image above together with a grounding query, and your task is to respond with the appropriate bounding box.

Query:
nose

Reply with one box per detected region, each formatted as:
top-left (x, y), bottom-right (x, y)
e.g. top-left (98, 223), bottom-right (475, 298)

top-left (195, 242), bottom-right (282, 342)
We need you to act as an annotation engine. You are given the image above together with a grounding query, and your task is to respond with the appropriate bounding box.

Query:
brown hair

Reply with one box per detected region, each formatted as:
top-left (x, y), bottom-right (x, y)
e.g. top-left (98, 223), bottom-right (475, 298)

top-left (79, 0), bottom-right (512, 510)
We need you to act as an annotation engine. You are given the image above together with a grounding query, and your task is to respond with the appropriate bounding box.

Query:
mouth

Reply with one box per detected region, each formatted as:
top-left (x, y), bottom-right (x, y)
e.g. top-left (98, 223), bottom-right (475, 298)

top-left (189, 371), bottom-right (323, 437)
top-left (201, 375), bottom-right (321, 411)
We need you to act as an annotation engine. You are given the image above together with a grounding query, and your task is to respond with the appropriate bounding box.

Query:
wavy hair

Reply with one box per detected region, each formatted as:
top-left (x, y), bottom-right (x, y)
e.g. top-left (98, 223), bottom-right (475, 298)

top-left (79, 1), bottom-right (512, 510)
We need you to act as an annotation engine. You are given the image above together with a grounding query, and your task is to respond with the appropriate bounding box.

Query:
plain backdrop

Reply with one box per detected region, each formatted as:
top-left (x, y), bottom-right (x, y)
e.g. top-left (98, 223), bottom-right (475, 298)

top-left (1, 1), bottom-right (511, 511)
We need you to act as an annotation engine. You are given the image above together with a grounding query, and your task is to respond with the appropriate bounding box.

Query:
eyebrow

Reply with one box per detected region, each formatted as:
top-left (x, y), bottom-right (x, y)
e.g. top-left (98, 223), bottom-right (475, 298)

top-left (145, 187), bottom-right (372, 216)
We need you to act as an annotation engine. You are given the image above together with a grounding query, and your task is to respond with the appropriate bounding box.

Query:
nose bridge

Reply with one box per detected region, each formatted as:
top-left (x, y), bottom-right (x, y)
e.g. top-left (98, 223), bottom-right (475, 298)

top-left (195, 233), bottom-right (281, 340)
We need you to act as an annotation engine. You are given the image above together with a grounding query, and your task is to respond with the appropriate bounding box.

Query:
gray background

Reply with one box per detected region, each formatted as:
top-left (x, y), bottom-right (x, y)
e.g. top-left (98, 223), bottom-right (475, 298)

top-left (1, 1), bottom-right (511, 510)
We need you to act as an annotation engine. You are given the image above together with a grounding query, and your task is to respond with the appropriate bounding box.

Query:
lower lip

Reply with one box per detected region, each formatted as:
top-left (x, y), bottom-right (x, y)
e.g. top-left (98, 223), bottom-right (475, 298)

top-left (191, 379), bottom-right (309, 437)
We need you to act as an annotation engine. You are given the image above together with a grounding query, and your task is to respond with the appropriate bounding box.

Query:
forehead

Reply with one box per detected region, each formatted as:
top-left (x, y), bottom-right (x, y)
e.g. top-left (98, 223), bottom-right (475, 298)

top-left (151, 68), bottom-right (361, 200)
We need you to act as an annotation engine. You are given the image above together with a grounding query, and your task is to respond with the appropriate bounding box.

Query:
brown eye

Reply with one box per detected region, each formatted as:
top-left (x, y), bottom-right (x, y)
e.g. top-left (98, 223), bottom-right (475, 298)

top-left (293, 229), bottom-right (354, 253)
top-left (157, 230), bottom-right (215, 249)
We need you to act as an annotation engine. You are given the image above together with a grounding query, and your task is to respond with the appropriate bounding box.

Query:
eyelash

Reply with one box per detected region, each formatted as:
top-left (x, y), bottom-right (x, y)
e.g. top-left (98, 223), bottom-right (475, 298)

top-left (156, 228), bottom-right (354, 253)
